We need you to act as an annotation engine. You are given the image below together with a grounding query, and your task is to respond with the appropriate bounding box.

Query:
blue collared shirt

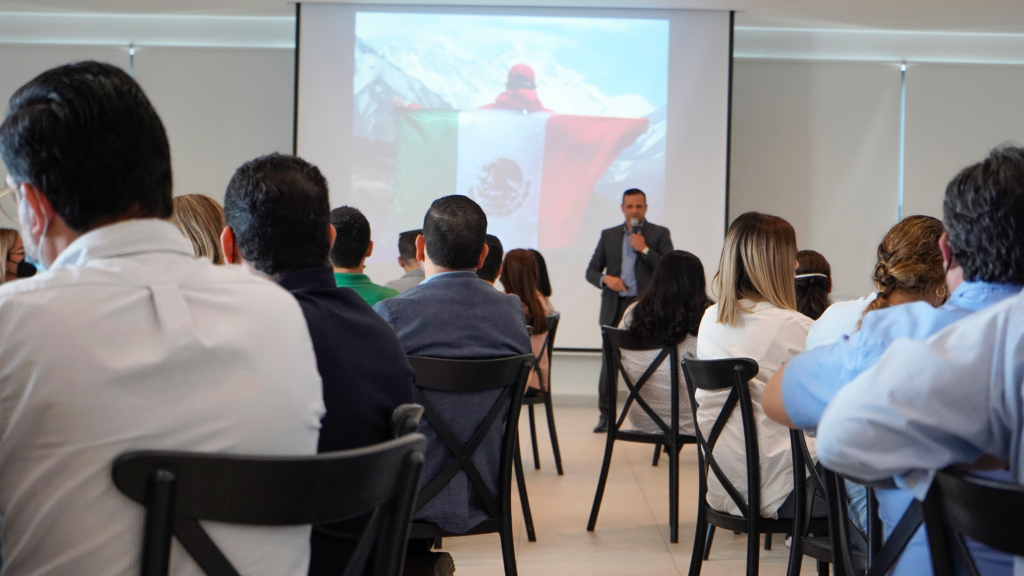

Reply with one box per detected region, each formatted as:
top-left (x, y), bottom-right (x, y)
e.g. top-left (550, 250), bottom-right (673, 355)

top-left (787, 280), bottom-right (1020, 576)
top-left (620, 221), bottom-right (641, 297)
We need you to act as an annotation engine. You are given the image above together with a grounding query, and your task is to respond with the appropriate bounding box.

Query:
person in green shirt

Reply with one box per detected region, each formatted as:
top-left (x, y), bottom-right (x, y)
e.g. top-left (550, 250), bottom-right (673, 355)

top-left (329, 206), bottom-right (399, 306)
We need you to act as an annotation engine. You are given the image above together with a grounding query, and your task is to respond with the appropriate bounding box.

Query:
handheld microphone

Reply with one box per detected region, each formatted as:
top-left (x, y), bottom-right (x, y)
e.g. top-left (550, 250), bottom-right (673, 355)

top-left (629, 218), bottom-right (639, 234)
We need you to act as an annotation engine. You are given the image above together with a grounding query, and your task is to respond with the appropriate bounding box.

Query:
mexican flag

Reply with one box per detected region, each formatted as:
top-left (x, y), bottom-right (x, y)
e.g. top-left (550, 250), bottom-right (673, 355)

top-left (392, 108), bottom-right (649, 250)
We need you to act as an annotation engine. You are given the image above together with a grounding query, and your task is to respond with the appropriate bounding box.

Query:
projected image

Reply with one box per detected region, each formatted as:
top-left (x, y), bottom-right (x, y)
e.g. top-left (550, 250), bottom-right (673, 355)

top-left (353, 12), bottom-right (669, 257)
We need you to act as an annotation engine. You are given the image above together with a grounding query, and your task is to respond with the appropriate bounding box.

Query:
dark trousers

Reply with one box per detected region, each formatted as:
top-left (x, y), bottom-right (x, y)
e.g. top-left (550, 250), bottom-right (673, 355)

top-left (598, 296), bottom-right (636, 419)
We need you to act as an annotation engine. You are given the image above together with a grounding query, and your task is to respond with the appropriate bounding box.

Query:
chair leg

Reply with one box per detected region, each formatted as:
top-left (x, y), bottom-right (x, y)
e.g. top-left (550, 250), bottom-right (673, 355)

top-left (652, 442), bottom-right (661, 466)
top-left (542, 393), bottom-right (564, 475)
top-left (765, 533), bottom-right (772, 550)
top-left (688, 508), bottom-right (709, 576)
top-left (527, 404), bottom-right (540, 470)
top-left (817, 560), bottom-right (829, 576)
top-left (703, 525), bottom-right (716, 561)
top-left (785, 536), bottom-right (803, 576)
top-left (513, 443), bottom-right (536, 542)
top-left (586, 426), bottom-right (618, 531)
top-left (499, 511), bottom-right (519, 576)
top-left (669, 441), bottom-right (679, 543)
top-left (746, 530), bottom-right (760, 576)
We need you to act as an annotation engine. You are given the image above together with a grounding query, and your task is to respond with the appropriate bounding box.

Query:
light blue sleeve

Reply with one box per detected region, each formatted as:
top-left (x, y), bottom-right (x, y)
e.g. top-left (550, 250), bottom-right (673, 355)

top-left (781, 331), bottom-right (877, 430)
top-left (373, 300), bottom-right (394, 326)
top-left (817, 297), bottom-right (1021, 499)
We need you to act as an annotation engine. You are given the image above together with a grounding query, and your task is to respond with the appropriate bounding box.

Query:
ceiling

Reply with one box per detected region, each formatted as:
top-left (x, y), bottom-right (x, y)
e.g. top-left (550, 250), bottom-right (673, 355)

top-left (1, 0), bottom-right (1024, 34)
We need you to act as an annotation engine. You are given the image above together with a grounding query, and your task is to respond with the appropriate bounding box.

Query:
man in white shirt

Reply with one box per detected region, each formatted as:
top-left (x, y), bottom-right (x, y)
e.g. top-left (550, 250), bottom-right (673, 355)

top-left (0, 61), bottom-right (325, 576)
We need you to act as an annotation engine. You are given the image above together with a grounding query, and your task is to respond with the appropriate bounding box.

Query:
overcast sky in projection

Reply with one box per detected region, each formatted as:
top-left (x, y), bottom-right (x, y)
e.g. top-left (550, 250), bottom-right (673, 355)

top-left (356, 12), bottom-right (670, 109)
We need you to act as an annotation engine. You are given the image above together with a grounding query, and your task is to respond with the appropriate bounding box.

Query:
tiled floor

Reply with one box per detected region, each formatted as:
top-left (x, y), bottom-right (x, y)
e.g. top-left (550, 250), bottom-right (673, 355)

top-left (440, 406), bottom-right (799, 576)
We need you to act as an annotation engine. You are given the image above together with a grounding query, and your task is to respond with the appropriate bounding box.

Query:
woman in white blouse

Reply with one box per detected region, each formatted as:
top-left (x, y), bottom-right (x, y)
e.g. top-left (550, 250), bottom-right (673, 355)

top-left (501, 249), bottom-right (556, 392)
top-left (696, 212), bottom-right (817, 519)
top-left (618, 250), bottom-right (711, 435)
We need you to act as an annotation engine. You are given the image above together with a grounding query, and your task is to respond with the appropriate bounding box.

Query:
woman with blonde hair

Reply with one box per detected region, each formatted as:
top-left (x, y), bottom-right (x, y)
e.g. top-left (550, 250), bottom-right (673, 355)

top-left (1, 228), bottom-right (34, 284)
top-left (695, 212), bottom-right (819, 520)
top-left (500, 249), bottom-right (555, 392)
top-left (170, 194), bottom-right (226, 265)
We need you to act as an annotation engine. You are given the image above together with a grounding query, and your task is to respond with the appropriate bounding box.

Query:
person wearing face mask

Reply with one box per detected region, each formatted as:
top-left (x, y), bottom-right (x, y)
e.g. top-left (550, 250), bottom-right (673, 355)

top-left (0, 228), bottom-right (34, 283)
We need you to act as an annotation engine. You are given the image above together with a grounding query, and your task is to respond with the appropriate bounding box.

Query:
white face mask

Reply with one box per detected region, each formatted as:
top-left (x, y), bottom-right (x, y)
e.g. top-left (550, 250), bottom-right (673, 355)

top-left (17, 186), bottom-right (51, 273)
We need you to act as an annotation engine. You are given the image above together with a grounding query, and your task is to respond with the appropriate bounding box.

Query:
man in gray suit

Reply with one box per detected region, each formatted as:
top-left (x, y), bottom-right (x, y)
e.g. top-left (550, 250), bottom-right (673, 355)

top-left (586, 188), bottom-right (674, 432)
top-left (375, 195), bottom-right (531, 574)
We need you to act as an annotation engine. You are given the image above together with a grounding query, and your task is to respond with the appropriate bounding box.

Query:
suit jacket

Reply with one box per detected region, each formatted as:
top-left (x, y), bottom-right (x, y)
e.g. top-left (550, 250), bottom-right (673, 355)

top-left (276, 266), bottom-right (415, 575)
top-left (374, 271), bottom-right (531, 534)
top-left (585, 221), bottom-right (674, 326)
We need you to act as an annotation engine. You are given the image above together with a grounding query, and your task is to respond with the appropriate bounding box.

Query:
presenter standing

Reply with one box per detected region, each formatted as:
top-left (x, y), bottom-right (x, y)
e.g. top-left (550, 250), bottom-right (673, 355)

top-left (586, 189), bottom-right (674, 432)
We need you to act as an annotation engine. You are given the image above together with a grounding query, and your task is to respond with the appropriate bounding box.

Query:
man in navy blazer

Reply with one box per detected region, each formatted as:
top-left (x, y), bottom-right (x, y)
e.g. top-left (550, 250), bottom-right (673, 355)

top-left (374, 195), bottom-right (531, 554)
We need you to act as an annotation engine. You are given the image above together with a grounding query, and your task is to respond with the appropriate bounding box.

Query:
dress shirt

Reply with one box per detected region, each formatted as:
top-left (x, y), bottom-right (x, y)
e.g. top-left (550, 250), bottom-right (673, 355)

top-left (695, 300), bottom-right (814, 517)
top-left (805, 293), bottom-right (877, 350)
top-left (0, 219), bottom-right (325, 576)
top-left (784, 281), bottom-right (1019, 576)
top-left (384, 267), bottom-right (425, 293)
top-left (619, 221), bottom-right (641, 297)
top-left (334, 272), bottom-right (399, 306)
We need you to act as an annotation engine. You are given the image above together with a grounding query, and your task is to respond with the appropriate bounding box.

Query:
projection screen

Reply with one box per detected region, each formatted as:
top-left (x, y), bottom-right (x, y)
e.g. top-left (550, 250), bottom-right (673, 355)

top-left (296, 4), bottom-right (731, 349)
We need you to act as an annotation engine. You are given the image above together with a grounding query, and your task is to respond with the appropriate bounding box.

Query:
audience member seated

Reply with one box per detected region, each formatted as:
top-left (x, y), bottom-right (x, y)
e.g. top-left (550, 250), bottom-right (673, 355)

top-left (696, 212), bottom-right (823, 520)
top-left (0, 228), bottom-right (34, 283)
top-left (795, 249), bottom-right (832, 320)
top-left (500, 249), bottom-right (556, 392)
top-left (475, 233), bottom-right (504, 286)
top-left (529, 247), bottom-right (554, 311)
top-left (618, 250), bottom-right (710, 435)
top-left (771, 147), bottom-right (1024, 576)
top-left (330, 206), bottom-right (399, 306)
top-left (385, 228), bottom-right (424, 293)
top-left (169, 193), bottom-right (226, 264)
top-left (374, 195), bottom-right (531, 574)
top-left (221, 153), bottom-right (416, 575)
top-left (0, 61), bottom-right (324, 575)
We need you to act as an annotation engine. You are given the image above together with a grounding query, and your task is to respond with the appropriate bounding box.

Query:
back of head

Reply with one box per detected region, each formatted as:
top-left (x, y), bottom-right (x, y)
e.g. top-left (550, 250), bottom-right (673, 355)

top-left (0, 61), bottom-right (172, 231)
top-left (170, 194), bottom-right (225, 265)
top-left (628, 250), bottom-right (712, 345)
top-left (795, 250), bottom-right (832, 320)
top-left (424, 195), bottom-right (487, 271)
top-left (529, 248), bottom-right (552, 297)
top-left (224, 153), bottom-right (330, 277)
top-left (713, 212), bottom-right (798, 326)
top-left (944, 145), bottom-right (1024, 285)
top-left (397, 229), bottom-right (422, 264)
top-left (500, 249), bottom-right (546, 334)
top-left (329, 206), bottom-right (370, 269)
top-left (476, 234), bottom-right (504, 282)
top-left (864, 214), bottom-right (945, 316)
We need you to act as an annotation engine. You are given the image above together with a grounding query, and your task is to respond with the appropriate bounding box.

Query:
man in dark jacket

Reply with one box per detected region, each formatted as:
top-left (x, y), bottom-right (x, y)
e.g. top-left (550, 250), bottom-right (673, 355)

top-left (586, 188), bottom-right (674, 431)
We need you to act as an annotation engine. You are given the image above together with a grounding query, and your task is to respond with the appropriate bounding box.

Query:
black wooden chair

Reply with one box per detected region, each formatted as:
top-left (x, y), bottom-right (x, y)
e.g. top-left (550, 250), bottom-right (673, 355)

top-left (587, 326), bottom-right (697, 543)
top-left (523, 313), bottom-right (564, 475)
top-left (112, 434), bottom-right (427, 576)
top-left (405, 354), bottom-right (535, 576)
top-left (681, 354), bottom-right (829, 576)
top-left (923, 467), bottom-right (1024, 576)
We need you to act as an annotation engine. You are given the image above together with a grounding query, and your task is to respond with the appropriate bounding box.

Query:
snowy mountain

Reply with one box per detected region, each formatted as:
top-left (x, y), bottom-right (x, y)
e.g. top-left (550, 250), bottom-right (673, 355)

top-left (354, 39), bottom-right (452, 142)
top-left (595, 105), bottom-right (666, 201)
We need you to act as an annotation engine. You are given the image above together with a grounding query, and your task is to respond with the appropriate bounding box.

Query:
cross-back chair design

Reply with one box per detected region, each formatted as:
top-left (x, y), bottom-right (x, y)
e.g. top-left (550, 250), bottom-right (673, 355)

top-left (923, 467), bottom-right (1024, 576)
top-left (681, 354), bottom-right (829, 576)
top-left (405, 354), bottom-right (535, 576)
top-left (523, 313), bottom-right (564, 475)
top-left (112, 434), bottom-right (427, 576)
top-left (587, 326), bottom-right (697, 543)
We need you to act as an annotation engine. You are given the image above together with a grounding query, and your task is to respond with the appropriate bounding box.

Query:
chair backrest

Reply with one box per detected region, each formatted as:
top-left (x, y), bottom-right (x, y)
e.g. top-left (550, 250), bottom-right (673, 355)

top-left (392, 403), bottom-right (424, 438)
top-left (602, 326), bottom-right (686, 439)
top-left (533, 313), bottom-right (561, 389)
top-left (680, 353), bottom-right (762, 521)
top-left (405, 354), bottom-right (534, 523)
top-left (113, 434), bottom-right (427, 576)
top-left (923, 467), bottom-right (1024, 576)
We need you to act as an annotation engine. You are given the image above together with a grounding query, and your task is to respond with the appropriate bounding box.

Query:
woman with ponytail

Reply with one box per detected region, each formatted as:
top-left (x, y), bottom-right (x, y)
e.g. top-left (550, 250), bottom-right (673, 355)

top-left (795, 250), bottom-right (832, 320)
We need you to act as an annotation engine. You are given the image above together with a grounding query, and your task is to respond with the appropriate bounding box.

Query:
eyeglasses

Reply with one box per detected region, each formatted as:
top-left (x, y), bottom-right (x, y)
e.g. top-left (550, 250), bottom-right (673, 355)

top-left (0, 186), bottom-right (11, 200)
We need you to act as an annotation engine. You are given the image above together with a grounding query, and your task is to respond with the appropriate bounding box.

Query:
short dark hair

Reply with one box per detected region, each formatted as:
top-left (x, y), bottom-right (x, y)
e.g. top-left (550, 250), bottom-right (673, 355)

top-left (623, 188), bottom-right (646, 203)
top-left (423, 195), bottom-right (487, 270)
top-left (944, 146), bottom-right (1024, 285)
top-left (223, 153), bottom-right (331, 277)
top-left (397, 229), bottom-right (421, 263)
top-left (329, 206), bottom-right (371, 269)
top-left (0, 61), bottom-right (172, 232)
top-left (476, 234), bottom-right (504, 282)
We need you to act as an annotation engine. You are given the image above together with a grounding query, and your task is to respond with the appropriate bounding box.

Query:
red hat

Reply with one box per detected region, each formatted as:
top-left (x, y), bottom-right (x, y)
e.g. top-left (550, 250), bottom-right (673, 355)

top-left (507, 64), bottom-right (536, 87)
